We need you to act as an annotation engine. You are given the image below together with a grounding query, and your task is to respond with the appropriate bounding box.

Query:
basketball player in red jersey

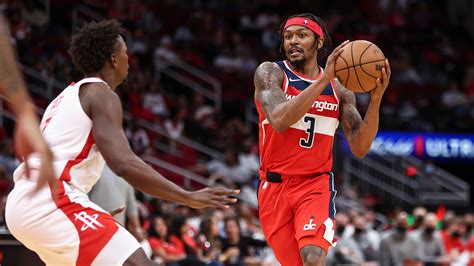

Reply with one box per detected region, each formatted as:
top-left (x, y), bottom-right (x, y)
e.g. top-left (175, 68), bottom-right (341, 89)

top-left (6, 20), bottom-right (238, 266)
top-left (0, 15), bottom-right (55, 191)
top-left (254, 13), bottom-right (390, 266)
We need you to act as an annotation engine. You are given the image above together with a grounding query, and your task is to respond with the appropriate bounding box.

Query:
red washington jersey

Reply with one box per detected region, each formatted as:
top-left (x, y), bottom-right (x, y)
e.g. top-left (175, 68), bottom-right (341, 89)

top-left (256, 60), bottom-right (340, 176)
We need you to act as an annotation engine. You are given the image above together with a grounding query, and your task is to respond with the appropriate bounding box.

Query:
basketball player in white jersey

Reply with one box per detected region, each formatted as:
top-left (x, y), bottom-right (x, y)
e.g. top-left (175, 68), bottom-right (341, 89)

top-left (5, 20), bottom-right (239, 266)
top-left (0, 14), bottom-right (55, 191)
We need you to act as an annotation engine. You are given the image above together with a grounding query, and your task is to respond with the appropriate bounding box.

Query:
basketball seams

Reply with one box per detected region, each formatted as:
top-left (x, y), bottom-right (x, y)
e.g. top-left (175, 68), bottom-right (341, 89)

top-left (336, 59), bottom-right (386, 72)
top-left (336, 53), bottom-right (350, 87)
top-left (350, 41), bottom-right (366, 92)
top-left (359, 43), bottom-right (374, 63)
top-left (359, 62), bottom-right (380, 79)
top-left (359, 43), bottom-right (383, 89)
top-left (335, 51), bottom-right (349, 72)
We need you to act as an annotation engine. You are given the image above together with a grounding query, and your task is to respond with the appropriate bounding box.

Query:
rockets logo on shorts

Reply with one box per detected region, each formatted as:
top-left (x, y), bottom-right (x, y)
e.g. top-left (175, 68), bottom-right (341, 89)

top-left (74, 211), bottom-right (105, 231)
top-left (303, 216), bottom-right (316, 231)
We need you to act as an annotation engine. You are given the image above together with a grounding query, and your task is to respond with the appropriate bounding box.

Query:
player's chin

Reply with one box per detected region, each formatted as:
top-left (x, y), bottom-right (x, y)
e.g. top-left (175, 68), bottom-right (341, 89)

top-left (289, 57), bottom-right (305, 67)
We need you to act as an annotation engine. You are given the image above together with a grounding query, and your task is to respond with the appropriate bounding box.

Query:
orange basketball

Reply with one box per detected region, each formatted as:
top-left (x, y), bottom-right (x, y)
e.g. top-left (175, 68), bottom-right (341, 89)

top-left (335, 40), bottom-right (386, 93)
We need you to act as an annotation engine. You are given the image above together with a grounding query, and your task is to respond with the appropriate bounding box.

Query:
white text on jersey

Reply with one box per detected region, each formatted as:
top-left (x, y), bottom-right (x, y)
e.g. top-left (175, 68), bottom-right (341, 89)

top-left (285, 94), bottom-right (338, 112)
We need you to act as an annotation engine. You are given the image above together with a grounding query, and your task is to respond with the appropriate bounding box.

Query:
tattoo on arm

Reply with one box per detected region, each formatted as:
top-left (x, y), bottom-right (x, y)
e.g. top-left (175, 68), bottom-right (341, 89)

top-left (336, 79), bottom-right (362, 138)
top-left (254, 62), bottom-right (286, 120)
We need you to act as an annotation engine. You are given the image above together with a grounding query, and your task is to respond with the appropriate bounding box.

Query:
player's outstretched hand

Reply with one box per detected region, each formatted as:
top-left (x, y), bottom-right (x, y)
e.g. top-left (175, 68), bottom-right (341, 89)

top-left (186, 187), bottom-right (240, 209)
top-left (324, 40), bottom-right (350, 80)
top-left (371, 59), bottom-right (391, 101)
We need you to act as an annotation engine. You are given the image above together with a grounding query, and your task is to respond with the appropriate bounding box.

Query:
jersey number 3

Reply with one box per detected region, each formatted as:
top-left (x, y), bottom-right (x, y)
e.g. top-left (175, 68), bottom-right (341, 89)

top-left (300, 116), bottom-right (316, 148)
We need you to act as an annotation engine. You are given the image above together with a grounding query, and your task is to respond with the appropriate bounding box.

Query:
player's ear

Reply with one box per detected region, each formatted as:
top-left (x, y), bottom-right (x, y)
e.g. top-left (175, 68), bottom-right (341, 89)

top-left (317, 36), bottom-right (324, 49)
top-left (110, 53), bottom-right (118, 67)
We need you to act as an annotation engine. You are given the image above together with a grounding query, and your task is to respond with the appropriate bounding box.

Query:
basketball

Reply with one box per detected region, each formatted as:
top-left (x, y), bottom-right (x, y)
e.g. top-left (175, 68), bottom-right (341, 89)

top-left (335, 40), bottom-right (386, 93)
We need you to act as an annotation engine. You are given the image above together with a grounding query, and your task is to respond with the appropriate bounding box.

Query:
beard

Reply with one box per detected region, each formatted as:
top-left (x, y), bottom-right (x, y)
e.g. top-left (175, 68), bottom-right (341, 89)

top-left (289, 57), bottom-right (305, 67)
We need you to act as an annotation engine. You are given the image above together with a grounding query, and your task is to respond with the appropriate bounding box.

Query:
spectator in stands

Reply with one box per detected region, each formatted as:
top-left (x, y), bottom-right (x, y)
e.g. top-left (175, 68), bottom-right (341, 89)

top-left (464, 213), bottom-right (474, 242)
top-left (148, 215), bottom-right (187, 265)
top-left (466, 234), bottom-right (474, 266)
top-left (236, 203), bottom-right (260, 236)
top-left (351, 214), bottom-right (379, 261)
top-left (190, 92), bottom-right (217, 136)
top-left (164, 109), bottom-right (185, 141)
top-left (409, 213), bottom-right (448, 265)
top-left (327, 212), bottom-right (365, 265)
top-left (128, 120), bottom-right (150, 156)
top-left (412, 206), bottom-right (428, 231)
top-left (206, 148), bottom-right (247, 188)
top-left (154, 35), bottom-right (179, 72)
top-left (441, 217), bottom-right (466, 261)
top-left (442, 79), bottom-right (468, 110)
top-left (21, 0), bottom-right (48, 29)
top-left (219, 216), bottom-right (267, 266)
top-left (168, 215), bottom-right (205, 266)
top-left (143, 83), bottom-right (168, 118)
top-left (198, 214), bottom-right (224, 266)
top-left (379, 212), bottom-right (420, 266)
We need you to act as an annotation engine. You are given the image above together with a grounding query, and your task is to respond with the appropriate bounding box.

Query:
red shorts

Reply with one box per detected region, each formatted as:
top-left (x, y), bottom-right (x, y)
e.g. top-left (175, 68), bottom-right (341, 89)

top-left (257, 172), bottom-right (337, 266)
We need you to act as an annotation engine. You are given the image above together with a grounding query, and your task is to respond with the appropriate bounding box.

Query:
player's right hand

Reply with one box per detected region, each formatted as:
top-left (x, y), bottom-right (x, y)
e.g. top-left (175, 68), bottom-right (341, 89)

top-left (324, 40), bottom-right (350, 80)
top-left (186, 187), bottom-right (240, 209)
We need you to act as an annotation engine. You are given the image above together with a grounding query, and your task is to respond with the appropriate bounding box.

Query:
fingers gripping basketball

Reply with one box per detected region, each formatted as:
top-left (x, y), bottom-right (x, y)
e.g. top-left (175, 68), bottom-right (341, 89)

top-left (335, 40), bottom-right (386, 92)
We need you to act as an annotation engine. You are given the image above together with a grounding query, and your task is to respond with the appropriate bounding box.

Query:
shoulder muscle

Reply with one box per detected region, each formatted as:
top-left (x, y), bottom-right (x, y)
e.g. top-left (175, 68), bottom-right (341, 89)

top-left (254, 61), bottom-right (284, 94)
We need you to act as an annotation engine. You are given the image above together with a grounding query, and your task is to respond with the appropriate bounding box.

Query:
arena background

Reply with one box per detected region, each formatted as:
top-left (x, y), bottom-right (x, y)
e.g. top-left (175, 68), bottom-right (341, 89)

top-left (0, 0), bottom-right (473, 265)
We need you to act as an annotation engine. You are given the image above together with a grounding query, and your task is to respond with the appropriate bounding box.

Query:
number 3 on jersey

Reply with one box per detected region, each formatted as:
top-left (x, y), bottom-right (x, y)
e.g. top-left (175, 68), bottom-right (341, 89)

top-left (300, 116), bottom-right (316, 148)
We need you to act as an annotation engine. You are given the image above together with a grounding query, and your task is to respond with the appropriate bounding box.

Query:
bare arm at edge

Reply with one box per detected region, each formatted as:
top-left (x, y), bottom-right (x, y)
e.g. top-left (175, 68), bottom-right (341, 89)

top-left (83, 84), bottom-right (238, 209)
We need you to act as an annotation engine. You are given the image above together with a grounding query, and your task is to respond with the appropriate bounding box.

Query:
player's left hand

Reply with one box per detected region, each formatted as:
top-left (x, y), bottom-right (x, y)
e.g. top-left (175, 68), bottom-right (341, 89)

top-left (109, 205), bottom-right (126, 217)
top-left (371, 59), bottom-right (391, 101)
top-left (186, 187), bottom-right (240, 209)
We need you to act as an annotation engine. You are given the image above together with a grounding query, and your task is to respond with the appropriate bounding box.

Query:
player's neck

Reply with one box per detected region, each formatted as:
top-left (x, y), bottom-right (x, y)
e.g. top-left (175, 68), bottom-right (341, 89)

top-left (289, 58), bottom-right (320, 78)
top-left (86, 71), bottom-right (118, 90)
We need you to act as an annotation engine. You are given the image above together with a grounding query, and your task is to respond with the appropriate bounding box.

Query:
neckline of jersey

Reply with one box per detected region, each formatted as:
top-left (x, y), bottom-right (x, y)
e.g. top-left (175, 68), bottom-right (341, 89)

top-left (283, 60), bottom-right (323, 82)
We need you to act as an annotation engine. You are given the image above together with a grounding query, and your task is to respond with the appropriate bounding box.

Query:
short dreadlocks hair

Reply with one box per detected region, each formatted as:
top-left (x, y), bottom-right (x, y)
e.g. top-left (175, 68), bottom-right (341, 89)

top-left (278, 13), bottom-right (332, 62)
top-left (68, 20), bottom-right (126, 75)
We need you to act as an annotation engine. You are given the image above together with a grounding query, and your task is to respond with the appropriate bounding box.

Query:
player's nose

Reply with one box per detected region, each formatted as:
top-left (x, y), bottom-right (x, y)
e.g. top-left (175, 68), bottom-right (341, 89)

top-left (289, 35), bottom-right (299, 44)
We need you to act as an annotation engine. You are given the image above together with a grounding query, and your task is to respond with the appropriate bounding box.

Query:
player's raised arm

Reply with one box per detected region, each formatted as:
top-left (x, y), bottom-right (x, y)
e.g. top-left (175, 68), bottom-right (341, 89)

top-left (337, 59), bottom-right (391, 158)
top-left (0, 14), bottom-right (55, 191)
top-left (85, 83), bottom-right (238, 209)
top-left (254, 40), bottom-right (349, 132)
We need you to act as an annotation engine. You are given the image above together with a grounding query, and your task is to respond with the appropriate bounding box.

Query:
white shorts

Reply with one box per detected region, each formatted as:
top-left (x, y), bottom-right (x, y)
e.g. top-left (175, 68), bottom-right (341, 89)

top-left (5, 178), bottom-right (141, 265)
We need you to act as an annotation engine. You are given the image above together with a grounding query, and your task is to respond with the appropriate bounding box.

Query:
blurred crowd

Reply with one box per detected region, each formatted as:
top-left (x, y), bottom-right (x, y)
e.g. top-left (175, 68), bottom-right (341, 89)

top-left (0, 0), bottom-right (474, 265)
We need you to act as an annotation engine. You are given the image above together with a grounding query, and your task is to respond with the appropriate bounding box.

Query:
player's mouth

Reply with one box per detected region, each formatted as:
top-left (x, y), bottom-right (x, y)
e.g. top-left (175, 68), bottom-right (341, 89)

top-left (289, 48), bottom-right (303, 57)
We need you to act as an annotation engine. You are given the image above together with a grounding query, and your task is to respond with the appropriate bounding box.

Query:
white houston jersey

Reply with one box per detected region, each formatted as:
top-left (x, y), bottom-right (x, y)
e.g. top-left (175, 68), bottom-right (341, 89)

top-left (14, 78), bottom-right (108, 193)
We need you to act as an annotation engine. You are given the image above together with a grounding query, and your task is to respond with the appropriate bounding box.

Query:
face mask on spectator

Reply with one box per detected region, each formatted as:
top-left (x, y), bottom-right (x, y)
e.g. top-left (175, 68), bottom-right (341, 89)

top-left (395, 224), bottom-right (407, 235)
top-left (336, 225), bottom-right (345, 235)
top-left (424, 227), bottom-right (435, 235)
top-left (354, 227), bottom-right (364, 235)
top-left (451, 231), bottom-right (461, 238)
top-left (466, 225), bottom-right (472, 232)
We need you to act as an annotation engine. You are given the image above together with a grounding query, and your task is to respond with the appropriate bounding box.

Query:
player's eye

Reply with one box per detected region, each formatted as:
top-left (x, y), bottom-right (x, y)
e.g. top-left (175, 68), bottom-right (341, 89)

top-left (284, 35), bottom-right (291, 40)
top-left (299, 33), bottom-right (306, 38)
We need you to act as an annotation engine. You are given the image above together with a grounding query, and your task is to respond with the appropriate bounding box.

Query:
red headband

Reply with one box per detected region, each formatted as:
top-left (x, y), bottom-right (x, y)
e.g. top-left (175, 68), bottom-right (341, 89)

top-left (284, 17), bottom-right (323, 38)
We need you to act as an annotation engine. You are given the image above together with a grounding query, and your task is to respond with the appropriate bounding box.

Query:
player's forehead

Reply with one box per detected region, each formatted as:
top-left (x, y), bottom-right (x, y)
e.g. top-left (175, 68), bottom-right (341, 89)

top-left (284, 25), bottom-right (311, 34)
